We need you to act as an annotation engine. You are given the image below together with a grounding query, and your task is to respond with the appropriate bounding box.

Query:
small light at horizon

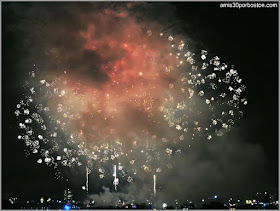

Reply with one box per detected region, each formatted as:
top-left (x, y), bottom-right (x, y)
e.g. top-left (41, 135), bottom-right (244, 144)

top-left (64, 205), bottom-right (71, 210)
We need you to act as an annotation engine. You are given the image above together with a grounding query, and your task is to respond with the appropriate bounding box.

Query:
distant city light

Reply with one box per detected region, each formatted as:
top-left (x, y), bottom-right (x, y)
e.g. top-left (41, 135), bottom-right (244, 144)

top-left (246, 200), bottom-right (252, 204)
top-left (214, 195), bottom-right (218, 199)
top-left (63, 205), bottom-right (71, 210)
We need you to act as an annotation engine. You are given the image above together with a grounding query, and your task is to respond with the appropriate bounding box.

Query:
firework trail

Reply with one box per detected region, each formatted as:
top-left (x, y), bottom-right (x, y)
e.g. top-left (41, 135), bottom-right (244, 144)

top-left (153, 175), bottom-right (156, 197)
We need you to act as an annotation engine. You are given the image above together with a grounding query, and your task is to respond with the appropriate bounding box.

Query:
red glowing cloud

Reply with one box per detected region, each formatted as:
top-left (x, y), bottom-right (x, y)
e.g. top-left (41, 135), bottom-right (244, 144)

top-left (46, 9), bottom-right (186, 150)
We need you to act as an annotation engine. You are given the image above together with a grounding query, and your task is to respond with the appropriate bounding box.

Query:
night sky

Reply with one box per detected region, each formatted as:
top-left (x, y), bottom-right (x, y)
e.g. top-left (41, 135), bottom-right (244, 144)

top-left (2, 2), bottom-right (279, 206)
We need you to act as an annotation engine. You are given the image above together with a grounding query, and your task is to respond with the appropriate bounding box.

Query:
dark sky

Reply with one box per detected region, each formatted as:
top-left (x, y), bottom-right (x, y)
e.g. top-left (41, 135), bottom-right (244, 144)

top-left (175, 1), bottom-right (279, 181)
top-left (2, 2), bottom-right (279, 204)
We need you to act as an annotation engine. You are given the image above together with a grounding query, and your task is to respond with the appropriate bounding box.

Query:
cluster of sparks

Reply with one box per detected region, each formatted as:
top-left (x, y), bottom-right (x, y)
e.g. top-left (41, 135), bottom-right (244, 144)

top-left (14, 20), bottom-right (247, 192)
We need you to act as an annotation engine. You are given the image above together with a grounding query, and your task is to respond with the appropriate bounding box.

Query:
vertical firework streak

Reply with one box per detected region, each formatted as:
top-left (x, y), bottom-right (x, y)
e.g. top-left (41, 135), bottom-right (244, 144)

top-left (86, 167), bottom-right (89, 193)
top-left (113, 165), bottom-right (119, 191)
top-left (153, 174), bottom-right (156, 197)
top-left (13, 7), bottom-right (248, 198)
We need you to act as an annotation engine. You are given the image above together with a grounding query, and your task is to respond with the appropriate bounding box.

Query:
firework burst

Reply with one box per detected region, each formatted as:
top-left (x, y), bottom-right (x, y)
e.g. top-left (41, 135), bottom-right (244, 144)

top-left (14, 8), bottom-right (247, 194)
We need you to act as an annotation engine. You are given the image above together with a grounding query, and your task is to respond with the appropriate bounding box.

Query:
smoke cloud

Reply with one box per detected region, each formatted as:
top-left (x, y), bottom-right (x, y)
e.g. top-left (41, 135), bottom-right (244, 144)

top-left (3, 2), bottom-right (271, 207)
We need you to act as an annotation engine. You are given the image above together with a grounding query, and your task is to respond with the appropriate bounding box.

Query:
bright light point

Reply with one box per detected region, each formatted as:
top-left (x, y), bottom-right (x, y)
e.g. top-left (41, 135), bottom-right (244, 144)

top-left (139, 72), bottom-right (143, 76)
top-left (64, 205), bottom-right (71, 210)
